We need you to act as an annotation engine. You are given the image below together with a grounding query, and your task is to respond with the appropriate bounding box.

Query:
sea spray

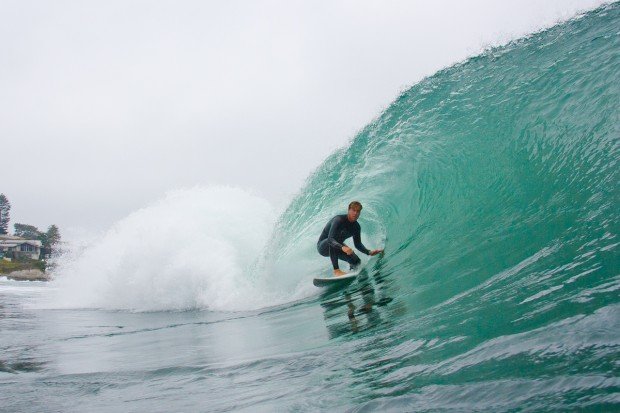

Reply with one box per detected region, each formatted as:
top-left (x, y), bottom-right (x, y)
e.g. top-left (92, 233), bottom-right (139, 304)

top-left (46, 187), bottom-right (284, 311)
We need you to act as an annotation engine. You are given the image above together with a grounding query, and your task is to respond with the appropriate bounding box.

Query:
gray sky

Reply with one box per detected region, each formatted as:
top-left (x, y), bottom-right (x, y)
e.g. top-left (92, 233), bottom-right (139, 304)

top-left (0, 0), bottom-right (607, 240)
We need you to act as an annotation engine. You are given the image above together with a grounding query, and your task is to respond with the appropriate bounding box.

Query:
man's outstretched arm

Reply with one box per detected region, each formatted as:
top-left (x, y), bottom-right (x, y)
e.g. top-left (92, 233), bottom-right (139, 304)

top-left (353, 230), bottom-right (370, 255)
top-left (353, 225), bottom-right (384, 256)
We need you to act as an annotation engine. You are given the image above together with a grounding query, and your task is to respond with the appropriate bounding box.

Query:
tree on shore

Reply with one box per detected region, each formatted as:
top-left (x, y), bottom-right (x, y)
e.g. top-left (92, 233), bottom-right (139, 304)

top-left (14, 223), bottom-right (41, 240)
top-left (0, 194), bottom-right (10, 235)
top-left (44, 225), bottom-right (61, 251)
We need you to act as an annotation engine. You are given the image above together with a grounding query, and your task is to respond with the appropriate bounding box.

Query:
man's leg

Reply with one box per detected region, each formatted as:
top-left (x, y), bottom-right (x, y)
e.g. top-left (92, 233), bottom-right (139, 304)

top-left (317, 240), bottom-right (340, 269)
top-left (330, 246), bottom-right (361, 271)
top-left (318, 240), bottom-right (361, 272)
top-left (342, 251), bottom-right (361, 271)
top-left (328, 246), bottom-right (343, 270)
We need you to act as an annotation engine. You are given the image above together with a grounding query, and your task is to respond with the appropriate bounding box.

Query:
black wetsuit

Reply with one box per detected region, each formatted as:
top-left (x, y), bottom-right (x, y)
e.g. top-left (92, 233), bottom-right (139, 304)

top-left (317, 214), bottom-right (370, 270)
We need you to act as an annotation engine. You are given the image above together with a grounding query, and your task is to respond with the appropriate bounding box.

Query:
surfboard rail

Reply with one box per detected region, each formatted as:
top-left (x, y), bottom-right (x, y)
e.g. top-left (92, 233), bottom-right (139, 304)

top-left (313, 272), bottom-right (358, 287)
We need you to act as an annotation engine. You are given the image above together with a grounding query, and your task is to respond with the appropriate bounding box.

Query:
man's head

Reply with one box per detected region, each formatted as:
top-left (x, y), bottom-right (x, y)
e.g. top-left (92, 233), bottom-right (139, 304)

top-left (347, 201), bottom-right (362, 222)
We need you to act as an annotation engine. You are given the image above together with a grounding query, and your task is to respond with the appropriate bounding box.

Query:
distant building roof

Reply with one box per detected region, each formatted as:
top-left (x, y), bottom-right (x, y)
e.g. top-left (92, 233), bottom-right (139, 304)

top-left (0, 239), bottom-right (42, 248)
top-left (0, 234), bottom-right (26, 241)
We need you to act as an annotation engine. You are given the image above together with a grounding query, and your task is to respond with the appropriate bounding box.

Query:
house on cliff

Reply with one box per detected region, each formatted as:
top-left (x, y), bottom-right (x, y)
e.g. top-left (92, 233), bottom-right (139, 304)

top-left (0, 235), bottom-right (42, 260)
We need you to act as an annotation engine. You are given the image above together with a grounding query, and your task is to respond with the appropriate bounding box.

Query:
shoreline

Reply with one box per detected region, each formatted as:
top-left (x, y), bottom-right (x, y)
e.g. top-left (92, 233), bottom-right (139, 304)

top-left (0, 269), bottom-right (50, 282)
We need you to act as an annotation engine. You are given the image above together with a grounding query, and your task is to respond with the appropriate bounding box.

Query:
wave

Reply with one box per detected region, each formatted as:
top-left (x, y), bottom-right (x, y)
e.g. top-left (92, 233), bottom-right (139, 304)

top-left (47, 3), bottom-right (619, 317)
top-left (270, 2), bottom-right (619, 326)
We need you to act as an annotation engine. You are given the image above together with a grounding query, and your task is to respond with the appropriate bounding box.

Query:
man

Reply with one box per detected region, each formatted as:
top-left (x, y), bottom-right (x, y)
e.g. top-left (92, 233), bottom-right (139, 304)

top-left (317, 201), bottom-right (383, 276)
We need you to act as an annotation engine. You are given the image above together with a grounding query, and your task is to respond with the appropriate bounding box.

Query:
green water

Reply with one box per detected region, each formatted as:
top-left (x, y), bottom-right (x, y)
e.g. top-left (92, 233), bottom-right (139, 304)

top-left (268, 2), bottom-right (620, 409)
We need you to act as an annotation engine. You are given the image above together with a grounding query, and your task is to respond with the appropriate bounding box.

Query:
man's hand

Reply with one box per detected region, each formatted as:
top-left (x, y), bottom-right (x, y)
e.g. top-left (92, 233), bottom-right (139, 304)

top-left (369, 249), bottom-right (384, 256)
top-left (342, 246), bottom-right (353, 255)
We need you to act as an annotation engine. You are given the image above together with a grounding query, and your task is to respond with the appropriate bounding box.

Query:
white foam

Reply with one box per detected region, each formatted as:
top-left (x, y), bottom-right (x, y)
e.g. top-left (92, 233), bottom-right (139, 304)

top-left (41, 186), bottom-right (315, 312)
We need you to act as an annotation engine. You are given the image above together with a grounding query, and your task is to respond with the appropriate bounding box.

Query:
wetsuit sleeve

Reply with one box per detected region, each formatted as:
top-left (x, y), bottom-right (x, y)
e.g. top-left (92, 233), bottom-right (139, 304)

top-left (327, 216), bottom-right (344, 249)
top-left (353, 223), bottom-right (370, 255)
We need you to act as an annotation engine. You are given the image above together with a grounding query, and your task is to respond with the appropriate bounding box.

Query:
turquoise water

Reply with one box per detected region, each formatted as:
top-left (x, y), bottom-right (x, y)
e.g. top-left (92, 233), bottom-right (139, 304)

top-left (2, 4), bottom-right (619, 412)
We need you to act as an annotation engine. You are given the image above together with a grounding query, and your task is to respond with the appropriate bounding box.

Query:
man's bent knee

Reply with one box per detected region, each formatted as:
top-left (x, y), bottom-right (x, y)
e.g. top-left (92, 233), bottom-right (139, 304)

top-left (317, 240), bottom-right (330, 257)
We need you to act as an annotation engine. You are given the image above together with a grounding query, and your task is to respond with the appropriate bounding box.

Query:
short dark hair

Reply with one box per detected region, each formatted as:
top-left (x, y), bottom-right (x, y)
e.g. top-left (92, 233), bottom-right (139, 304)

top-left (348, 201), bottom-right (363, 211)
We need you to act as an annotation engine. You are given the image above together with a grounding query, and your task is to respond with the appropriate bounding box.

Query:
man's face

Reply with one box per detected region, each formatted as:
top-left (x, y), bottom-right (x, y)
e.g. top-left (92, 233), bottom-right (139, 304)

top-left (347, 207), bottom-right (361, 222)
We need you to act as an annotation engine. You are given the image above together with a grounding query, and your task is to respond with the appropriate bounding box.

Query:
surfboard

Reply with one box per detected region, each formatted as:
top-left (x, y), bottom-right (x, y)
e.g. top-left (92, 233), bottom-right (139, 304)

top-left (313, 272), bottom-right (359, 287)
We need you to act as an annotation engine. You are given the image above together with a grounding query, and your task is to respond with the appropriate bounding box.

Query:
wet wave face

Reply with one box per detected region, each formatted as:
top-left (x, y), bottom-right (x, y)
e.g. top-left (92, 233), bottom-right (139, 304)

top-left (269, 2), bottom-right (620, 410)
top-left (26, 3), bottom-right (620, 411)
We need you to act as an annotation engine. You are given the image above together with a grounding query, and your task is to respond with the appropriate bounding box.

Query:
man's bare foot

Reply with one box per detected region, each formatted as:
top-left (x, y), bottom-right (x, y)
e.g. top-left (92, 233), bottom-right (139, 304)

top-left (333, 269), bottom-right (347, 277)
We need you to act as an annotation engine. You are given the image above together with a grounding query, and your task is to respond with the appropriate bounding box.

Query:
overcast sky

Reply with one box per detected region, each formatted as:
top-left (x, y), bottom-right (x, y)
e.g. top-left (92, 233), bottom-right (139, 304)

top-left (0, 0), bottom-right (608, 240)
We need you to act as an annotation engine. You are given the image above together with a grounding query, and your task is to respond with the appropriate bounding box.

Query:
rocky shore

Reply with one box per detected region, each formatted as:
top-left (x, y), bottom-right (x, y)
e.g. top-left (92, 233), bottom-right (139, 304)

top-left (1, 269), bottom-right (50, 282)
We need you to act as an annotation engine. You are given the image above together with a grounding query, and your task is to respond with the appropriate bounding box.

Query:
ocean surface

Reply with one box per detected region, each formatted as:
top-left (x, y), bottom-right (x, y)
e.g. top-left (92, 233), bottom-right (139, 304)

top-left (1, 4), bottom-right (619, 412)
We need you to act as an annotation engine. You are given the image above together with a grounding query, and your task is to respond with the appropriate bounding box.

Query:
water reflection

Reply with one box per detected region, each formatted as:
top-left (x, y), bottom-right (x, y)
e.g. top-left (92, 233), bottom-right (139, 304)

top-left (319, 259), bottom-right (402, 338)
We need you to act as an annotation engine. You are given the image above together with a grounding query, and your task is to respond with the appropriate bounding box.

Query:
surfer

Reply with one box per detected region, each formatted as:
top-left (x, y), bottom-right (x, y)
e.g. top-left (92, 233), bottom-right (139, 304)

top-left (317, 201), bottom-right (383, 276)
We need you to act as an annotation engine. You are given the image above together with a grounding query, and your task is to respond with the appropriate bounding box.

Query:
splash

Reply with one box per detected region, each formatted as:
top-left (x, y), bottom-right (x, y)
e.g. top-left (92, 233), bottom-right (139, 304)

top-left (46, 187), bottom-right (293, 311)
